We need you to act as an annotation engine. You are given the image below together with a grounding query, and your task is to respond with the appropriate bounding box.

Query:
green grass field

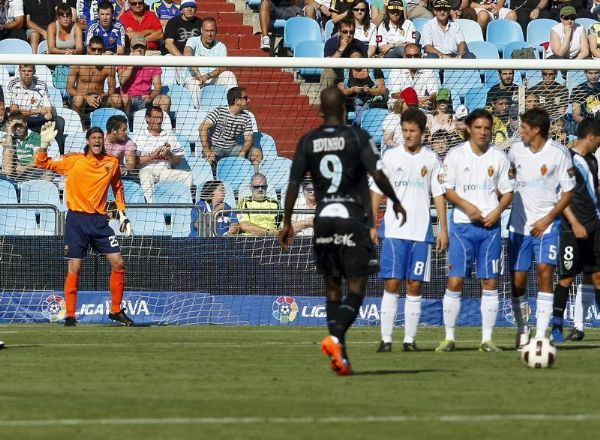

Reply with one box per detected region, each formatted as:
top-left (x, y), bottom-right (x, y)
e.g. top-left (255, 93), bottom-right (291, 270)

top-left (1, 325), bottom-right (599, 440)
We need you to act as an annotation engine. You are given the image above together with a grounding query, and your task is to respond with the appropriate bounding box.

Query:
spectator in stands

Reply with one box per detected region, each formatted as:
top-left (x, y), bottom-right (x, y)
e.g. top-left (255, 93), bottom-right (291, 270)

top-left (200, 86), bottom-right (262, 171)
top-left (387, 43), bottom-right (440, 110)
top-left (104, 114), bottom-right (137, 174)
top-left (382, 86), bottom-right (419, 150)
top-left (402, 0), bottom-right (433, 21)
top-left (470, 0), bottom-right (516, 34)
top-left (163, 0), bottom-right (201, 56)
top-left (426, 88), bottom-right (457, 135)
top-left (291, 180), bottom-right (316, 236)
top-left (489, 90), bottom-right (515, 144)
top-left (540, 0), bottom-right (593, 21)
top-left (571, 69), bottom-right (600, 123)
top-left (486, 69), bottom-right (518, 110)
top-left (151, 0), bottom-right (180, 28)
top-left (85, 0), bottom-right (126, 55)
top-left (258, 0), bottom-right (302, 51)
top-left (133, 105), bottom-right (192, 202)
top-left (0, 0), bottom-right (26, 41)
top-left (550, 117), bottom-right (569, 146)
top-left (589, 22), bottom-right (600, 59)
top-left (336, 48), bottom-right (387, 123)
top-left (375, 0), bottom-right (416, 58)
top-left (322, 17), bottom-right (367, 88)
top-left (237, 173), bottom-right (282, 236)
top-left (23, 0), bottom-right (56, 53)
top-left (524, 91), bottom-right (540, 110)
top-left (5, 64), bottom-right (66, 154)
top-left (421, 0), bottom-right (475, 59)
top-left (2, 111), bottom-right (52, 181)
top-left (528, 69), bottom-right (569, 120)
top-left (67, 36), bottom-right (122, 127)
top-left (117, 36), bottom-right (171, 118)
top-left (77, 0), bottom-right (124, 29)
top-left (305, 0), bottom-right (353, 30)
top-left (190, 179), bottom-right (239, 237)
top-left (120, 0), bottom-right (163, 55)
top-left (47, 2), bottom-right (84, 54)
top-left (545, 7), bottom-right (589, 59)
top-left (182, 16), bottom-right (238, 108)
top-left (347, 0), bottom-right (377, 57)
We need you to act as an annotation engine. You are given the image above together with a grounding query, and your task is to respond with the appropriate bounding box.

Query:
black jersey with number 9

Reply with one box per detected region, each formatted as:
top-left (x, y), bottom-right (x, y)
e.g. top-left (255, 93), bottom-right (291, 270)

top-left (289, 124), bottom-right (381, 227)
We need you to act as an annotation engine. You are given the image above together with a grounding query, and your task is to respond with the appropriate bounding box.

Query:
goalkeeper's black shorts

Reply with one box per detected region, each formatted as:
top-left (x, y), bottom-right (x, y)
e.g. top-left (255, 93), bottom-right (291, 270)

top-left (64, 210), bottom-right (121, 259)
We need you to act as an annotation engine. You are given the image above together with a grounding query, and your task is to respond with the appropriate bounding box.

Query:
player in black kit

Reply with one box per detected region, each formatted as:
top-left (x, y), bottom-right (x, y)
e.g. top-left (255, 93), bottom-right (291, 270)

top-left (552, 118), bottom-right (600, 343)
top-left (279, 87), bottom-right (406, 375)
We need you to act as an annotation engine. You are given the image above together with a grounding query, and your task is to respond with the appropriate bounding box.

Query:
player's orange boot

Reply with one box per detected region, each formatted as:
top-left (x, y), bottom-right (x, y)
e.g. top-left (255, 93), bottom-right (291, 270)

top-left (320, 335), bottom-right (353, 376)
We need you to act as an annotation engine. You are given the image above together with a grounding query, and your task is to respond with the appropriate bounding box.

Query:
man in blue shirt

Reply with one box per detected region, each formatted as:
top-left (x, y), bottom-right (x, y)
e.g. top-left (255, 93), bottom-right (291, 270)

top-left (85, 0), bottom-right (125, 54)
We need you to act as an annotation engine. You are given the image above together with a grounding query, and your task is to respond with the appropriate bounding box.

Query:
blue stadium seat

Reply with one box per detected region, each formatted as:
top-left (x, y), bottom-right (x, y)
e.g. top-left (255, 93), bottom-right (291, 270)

top-left (56, 107), bottom-right (83, 135)
top-left (0, 180), bottom-right (20, 235)
top-left (153, 180), bottom-right (192, 204)
top-left (0, 39), bottom-right (33, 75)
top-left (165, 84), bottom-right (195, 117)
top-left (443, 69), bottom-right (482, 100)
top-left (283, 16), bottom-right (322, 51)
top-left (566, 70), bottom-right (587, 92)
top-left (19, 180), bottom-right (63, 235)
top-left (188, 157), bottom-right (214, 188)
top-left (63, 131), bottom-right (86, 154)
top-left (161, 66), bottom-right (177, 86)
top-left (502, 41), bottom-right (539, 59)
top-left (486, 19), bottom-right (524, 54)
top-left (468, 41), bottom-right (500, 59)
top-left (174, 111), bottom-right (207, 145)
top-left (108, 180), bottom-right (146, 204)
top-left (127, 207), bottom-right (168, 236)
top-left (526, 19), bottom-right (557, 56)
top-left (216, 157), bottom-right (255, 189)
top-left (173, 131), bottom-right (192, 157)
top-left (132, 108), bottom-right (171, 132)
top-left (47, 86), bottom-right (64, 109)
top-left (324, 19), bottom-right (335, 40)
top-left (412, 17), bottom-right (429, 35)
top-left (465, 86), bottom-right (490, 111)
top-left (294, 40), bottom-right (324, 79)
top-left (35, 65), bottom-right (54, 84)
top-left (575, 18), bottom-right (597, 31)
top-left (37, 40), bottom-right (48, 54)
top-left (457, 19), bottom-right (484, 42)
top-left (360, 108), bottom-right (388, 145)
top-left (0, 65), bottom-right (9, 85)
top-left (256, 132), bottom-right (278, 159)
top-left (260, 157), bottom-right (292, 192)
top-left (90, 108), bottom-right (127, 131)
top-left (197, 85), bottom-right (228, 113)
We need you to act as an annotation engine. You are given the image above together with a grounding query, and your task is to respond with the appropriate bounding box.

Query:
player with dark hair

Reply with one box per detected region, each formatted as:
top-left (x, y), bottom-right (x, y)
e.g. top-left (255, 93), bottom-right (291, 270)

top-left (437, 108), bottom-right (514, 352)
top-left (551, 118), bottom-right (600, 342)
top-left (35, 122), bottom-right (134, 327)
top-left (373, 107), bottom-right (448, 353)
top-left (508, 107), bottom-right (575, 349)
top-left (279, 87), bottom-right (406, 375)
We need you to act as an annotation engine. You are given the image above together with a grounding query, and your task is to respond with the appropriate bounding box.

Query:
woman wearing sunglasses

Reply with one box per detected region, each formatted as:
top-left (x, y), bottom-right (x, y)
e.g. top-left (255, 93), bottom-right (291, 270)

top-left (348, 0), bottom-right (377, 56)
top-left (545, 5), bottom-right (589, 59)
top-left (47, 2), bottom-right (84, 55)
top-left (375, 0), bottom-right (416, 58)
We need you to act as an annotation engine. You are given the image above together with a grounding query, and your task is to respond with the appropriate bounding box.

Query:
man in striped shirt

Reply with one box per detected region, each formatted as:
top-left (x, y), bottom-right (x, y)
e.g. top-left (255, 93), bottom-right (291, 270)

top-left (199, 86), bottom-right (262, 171)
top-left (5, 64), bottom-right (66, 154)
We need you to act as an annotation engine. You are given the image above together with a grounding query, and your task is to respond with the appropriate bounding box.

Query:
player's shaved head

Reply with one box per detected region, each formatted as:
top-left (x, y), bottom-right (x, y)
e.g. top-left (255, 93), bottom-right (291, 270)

top-left (320, 87), bottom-right (345, 120)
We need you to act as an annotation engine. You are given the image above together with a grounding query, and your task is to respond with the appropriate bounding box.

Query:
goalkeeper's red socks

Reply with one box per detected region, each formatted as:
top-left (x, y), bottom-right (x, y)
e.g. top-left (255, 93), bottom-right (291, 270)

top-left (64, 272), bottom-right (78, 318)
top-left (110, 269), bottom-right (125, 313)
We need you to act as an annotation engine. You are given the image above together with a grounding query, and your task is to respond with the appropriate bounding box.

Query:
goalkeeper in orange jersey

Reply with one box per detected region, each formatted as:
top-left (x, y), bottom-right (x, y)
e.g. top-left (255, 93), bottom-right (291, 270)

top-left (35, 122), bottom-right (134, 326)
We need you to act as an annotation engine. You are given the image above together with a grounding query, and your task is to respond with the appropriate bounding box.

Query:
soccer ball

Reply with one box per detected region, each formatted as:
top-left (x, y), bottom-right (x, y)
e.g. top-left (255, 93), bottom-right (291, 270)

top-left (520, 337), bottom-right (556, 368)
top-left (0, 340), bottom-right (4, 349)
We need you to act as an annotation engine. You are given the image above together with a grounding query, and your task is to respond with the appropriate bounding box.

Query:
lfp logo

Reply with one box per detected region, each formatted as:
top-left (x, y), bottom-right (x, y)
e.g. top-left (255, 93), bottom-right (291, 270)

top-left (42, 295), bottom-right (66, 322)
top-left (272, 296), bottom-right (298, 323)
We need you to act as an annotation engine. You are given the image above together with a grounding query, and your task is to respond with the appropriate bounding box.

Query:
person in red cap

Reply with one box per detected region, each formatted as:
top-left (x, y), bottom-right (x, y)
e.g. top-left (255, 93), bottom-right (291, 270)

top-left (382, 87), bottom-right (419, 150)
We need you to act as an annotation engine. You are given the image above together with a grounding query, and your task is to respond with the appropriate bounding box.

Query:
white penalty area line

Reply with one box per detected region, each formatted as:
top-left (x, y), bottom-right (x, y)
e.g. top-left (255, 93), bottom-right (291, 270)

top-left (2, 414), bottom-right (600, 427)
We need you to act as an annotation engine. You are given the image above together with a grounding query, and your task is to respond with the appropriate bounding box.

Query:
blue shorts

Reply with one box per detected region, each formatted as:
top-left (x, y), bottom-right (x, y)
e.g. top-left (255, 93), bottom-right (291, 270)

top-left (64, 210), bottom-right (121, 259)
top-left (379, 238), bottom-right (431, 282)
top-left (448, 222), bottom-right (502, 279)
top-left (509, 227), bottom-right (559, 272)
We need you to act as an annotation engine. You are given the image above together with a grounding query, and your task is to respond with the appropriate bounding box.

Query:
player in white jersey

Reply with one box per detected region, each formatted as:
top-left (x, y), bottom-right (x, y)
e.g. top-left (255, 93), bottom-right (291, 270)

top-left (436, 109), bottom-right (514, 353)
top-left (372, 108), bottom-right (448, 353)
top-left (507, 108), bottom-right (575, 349)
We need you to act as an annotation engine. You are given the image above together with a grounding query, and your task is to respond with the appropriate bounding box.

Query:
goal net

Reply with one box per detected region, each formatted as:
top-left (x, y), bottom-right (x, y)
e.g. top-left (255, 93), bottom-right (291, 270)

top-left (0, 54), bottom-right (599, 328)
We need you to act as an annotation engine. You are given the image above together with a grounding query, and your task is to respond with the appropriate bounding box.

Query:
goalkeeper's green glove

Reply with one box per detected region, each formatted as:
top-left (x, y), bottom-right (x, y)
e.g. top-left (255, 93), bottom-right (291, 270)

top-left (40, 121), bottom-right (58, 148)
top-left (118, 210), bottom-right (133, 236)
